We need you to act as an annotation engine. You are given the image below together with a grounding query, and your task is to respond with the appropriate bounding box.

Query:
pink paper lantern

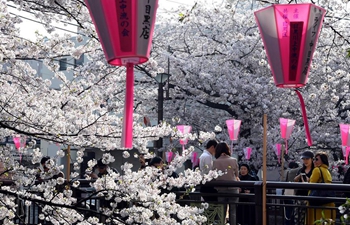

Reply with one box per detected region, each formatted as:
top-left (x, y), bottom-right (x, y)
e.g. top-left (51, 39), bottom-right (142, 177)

top-left (342, 146), bottom-right (347, 158)
top-left (13, 136), bottom-right (21, 149)
top-left (340, 124), bottom-right (350, 146)
top-left (176, 125), bottom-right (192, 151)
top-left (166, 151), bottom-right (173, 163)
top-left (226, 119), bottom-right (241, 152)
top-left (226, 119), bottom-right (241, 141)
top-left (13, 135), bottom-right (24, 162)
top-left (85, 0), bottom-right (159, 148)
top-left (191, 152), bottom-right (199, 168)
top-left (280, 118), bottom-right (295, 154)
top-left (275, 143), bottom-right (282, 163)
top-left (255, 3), bottom-right (326, 147)
top-left (243, 147), bottom-right (252, 160)
top-left (340, 124), bottom-right (350, 165)
top-left (341, 146), bottom-right (350, 165)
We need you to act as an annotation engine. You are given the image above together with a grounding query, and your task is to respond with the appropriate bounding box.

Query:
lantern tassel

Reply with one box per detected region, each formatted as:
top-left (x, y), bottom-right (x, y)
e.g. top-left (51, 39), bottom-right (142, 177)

top-left (285, 139), bottom-right (288, 154)
top-left (121, 63), bottom-right (134, 148)
top-left (295, 90), bottom-right (313, 146)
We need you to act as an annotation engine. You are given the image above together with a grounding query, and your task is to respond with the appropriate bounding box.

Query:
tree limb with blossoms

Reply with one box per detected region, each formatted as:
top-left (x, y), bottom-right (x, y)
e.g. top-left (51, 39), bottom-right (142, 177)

top-left (0, 0), bottom-right (349, 224)
top-left (150, 0), bottom-right (350, 169)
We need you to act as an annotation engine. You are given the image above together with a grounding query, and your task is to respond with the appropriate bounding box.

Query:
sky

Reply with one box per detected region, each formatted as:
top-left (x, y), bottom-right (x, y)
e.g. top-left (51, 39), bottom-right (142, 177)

top-left (8, 0), bottom-right (196, 41)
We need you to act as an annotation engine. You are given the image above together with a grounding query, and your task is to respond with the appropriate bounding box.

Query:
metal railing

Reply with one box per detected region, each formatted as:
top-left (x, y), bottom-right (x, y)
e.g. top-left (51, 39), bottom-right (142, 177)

top-left (2, 179), bottom-right (350, 225)
top-left (178, 180), bottom-right (350, 225)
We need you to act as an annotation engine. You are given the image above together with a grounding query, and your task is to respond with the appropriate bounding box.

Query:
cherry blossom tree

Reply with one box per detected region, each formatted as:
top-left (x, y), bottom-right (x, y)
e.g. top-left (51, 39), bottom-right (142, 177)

top-left (0, 0), bottom-right (349, 224)
top-left (0, 0), bottom-right (214, 224)
top-left (148, 0), bottom-right (350, 168)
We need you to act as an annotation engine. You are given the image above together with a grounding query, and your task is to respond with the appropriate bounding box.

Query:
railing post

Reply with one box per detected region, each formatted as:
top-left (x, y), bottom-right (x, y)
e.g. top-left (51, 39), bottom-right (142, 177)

top-left (254, 181), bottom-right (263, 225)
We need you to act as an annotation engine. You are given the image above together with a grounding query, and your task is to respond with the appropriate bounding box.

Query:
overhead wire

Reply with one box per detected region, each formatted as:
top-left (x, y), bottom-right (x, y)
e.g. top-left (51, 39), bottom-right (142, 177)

top-left (6, 3), bottom-right (80, 27)
top-left (162, 0), bottom-right (194, 6)
top-left (9, 12), bottom-right (84, 36)
top-left (6, 3), bottom-right (88, 37)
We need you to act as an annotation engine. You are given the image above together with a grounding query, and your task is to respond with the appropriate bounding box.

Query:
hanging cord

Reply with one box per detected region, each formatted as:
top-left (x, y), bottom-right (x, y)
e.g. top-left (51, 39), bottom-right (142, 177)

top-left (294, 89), bottom-right (313, 146)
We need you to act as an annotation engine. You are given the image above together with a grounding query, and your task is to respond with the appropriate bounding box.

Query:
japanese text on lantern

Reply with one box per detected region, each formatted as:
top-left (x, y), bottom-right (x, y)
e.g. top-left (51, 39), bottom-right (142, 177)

top-left (119, 0), bottom-right (129, 37)
top-left (293, 8), bottom-right (299, 19)
top-left (117, 0), bottom-right (132, 51)
top-left (302, 9), bottom-right (322, 76)
top-left (140, 0), bottom-right (151, 39)
top-left (282, 8), bottom-right (288, 37)
top-left (288, 8), bottom-right (302, 79)
top-left (289, 21), bottom-right (303, 80)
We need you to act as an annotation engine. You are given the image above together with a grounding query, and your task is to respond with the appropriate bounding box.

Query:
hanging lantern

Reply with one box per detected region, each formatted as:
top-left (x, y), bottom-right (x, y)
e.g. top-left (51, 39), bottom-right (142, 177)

top-left (340, 124), bottom-right (350, 164)
top-left (243, 147), bottom-right (252, 160)
top-left (226, 119), bottom-right (241, 141)
top-left (280, 118), bottom-right (295, 154)
top-left (226, 119), bottom-right (241, 152)
top-left (255, 3), bottom-right (326, 146)
top-left (191, 152), bottom-right (199, 168)
top-left (340, 124), bottom-right (350, 146)
top-left (342, 146), bottom-right (350, 165)
top-left (85, 0), bottom-right (159, 148)
top-left (165, 151), bottom-right (174, 163)
top-left (13, 136), bottom-right (21, 150)
top-left (342, 146), bottom-right (347, 158)
top-left (13, 135), bottom-right (24, 162)
top-left (176, 125), bottom-right (192, 151)
top-left (275, 143), bottom-right (282, 164)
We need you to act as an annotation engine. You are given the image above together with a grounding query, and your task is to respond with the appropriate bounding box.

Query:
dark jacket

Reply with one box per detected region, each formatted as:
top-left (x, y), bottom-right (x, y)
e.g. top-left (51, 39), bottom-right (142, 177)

top-left (344, 169), bottom-right (350, 184)
top-left (239, 174), bottom-right (256, 193)
top-left (295, 167), bottom-right (313, 196)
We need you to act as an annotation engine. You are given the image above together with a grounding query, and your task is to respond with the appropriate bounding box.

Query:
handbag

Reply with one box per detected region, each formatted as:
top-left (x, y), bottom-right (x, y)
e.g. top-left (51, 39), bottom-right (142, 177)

top-left (283, 171), bottom-right (295, 196)
top-left (284, 188), bottom-right (295, 196)
top-left (308, 167), bottom-right (335, 206)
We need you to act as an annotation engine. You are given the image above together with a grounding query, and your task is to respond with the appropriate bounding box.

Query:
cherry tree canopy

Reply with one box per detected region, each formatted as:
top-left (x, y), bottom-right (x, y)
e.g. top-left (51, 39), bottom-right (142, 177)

top-left (0, 0), bottom-right (349, 224)
top-left (148, 0), bottom-right (350, 164)
top-left (0, 0), bottom-right (349, 153)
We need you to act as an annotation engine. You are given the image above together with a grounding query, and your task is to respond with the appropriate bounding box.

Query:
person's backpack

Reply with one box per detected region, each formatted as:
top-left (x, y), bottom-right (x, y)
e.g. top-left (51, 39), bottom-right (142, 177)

top-left (285, 167), bottom-right (300, 182)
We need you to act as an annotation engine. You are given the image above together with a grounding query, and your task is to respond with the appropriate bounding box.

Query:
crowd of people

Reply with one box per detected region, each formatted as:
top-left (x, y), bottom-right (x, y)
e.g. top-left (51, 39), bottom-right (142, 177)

top-left (197, 140), bottom-right (346, 225)
top-left (198, 140), bottom-right (259, 225)
top-left (4, 141), bottom-right (346, 225)
top-left (282, 150), bottom-right (338, 225)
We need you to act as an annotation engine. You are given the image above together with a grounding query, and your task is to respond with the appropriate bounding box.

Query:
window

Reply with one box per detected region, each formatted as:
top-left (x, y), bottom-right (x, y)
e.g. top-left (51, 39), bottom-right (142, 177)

top-left (74, 54), bottom-right (84, 68)
top-left (59, 58), bottom-right (67, 71)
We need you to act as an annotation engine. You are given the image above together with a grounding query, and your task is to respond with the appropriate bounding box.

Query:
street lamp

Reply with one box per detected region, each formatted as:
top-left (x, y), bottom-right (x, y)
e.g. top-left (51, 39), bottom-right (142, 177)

top-left (155, 73), bottom-right (170, 155)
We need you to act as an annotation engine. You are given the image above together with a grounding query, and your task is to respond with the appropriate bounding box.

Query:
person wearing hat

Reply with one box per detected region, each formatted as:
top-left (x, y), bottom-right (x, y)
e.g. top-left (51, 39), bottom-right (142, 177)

top-left (294, 151), bottom-right (315, 185)
top-left (293, 150), bottom-right (315, 224)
